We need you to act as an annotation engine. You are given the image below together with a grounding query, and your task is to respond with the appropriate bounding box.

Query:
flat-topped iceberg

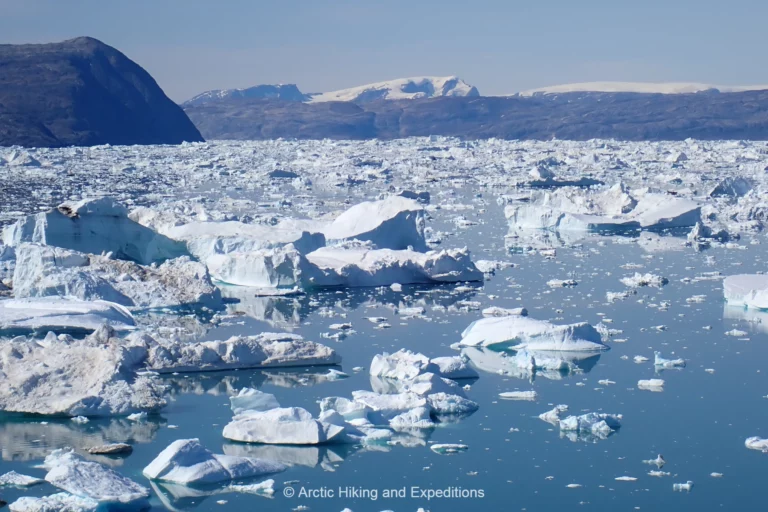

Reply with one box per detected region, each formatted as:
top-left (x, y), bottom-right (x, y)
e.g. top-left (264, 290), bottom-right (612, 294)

top-left (724, 274), bottom-right (768, 310)
top-left (43, 450), bottom-right (150, 507)
top-left (306, 247), bottom-right (482, 287)
top-left (143, 438), bottom-right (286, 484)
top-left (459, 315), bottom-right (607, 351)
top-left (0, 297), bottom-right (135, 334)
top-left (145, 332), bottom-right (341, 373)
top-left (2, 197), bottom-right (187, 265)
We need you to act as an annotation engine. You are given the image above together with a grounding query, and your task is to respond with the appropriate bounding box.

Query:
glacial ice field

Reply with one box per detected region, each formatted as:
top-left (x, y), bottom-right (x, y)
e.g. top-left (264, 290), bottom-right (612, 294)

top-left (2, 137), bottom-right (768, 511)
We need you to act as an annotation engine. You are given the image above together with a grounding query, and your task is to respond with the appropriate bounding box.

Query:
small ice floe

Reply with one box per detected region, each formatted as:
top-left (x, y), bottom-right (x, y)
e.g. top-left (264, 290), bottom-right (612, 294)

top-left (620, 273), bottom-right (668, 288)
top-left (648, 470), bottom-right (671, 477)
top-left (71, 416), bottom-right (90, 424)
top-left (566, 483), bottom-right (582, 488)
top-left (725, 329), bottom-right (748, 337)
top-left (654, 351), bottom-right (686, 368)
top-left (745, 437), bottom-right (768, 452)
top-left (638, 379), bottom-right (665, 391)
top-left (710, 472), bottom-right (724, 478)
top-left (482, 306), bottom-right (528, 317)
top-left (229, 478), bottom-right (276, 496)
top-left (499, 391), bottom-right (538, 401)
top-left (539, 405), bottom-right (569, 425)
top-left (0, 471), bottom-right (45, 487)
top-left (127, 412), bottom-right (148, 422)
top-left (430, 444), bottom-right (469, 455)
top-left (643, 455), bottom-right (666, 468)
top-left (547, 279), bottom-right (578, 288)
top-left (673, 481), bottom-right (694, 492)
top-left (87, 443), bottom-right (133, 455)
top-left (634, 355), bottom-right (649, 363)
top-left (598, 379), bottom-right (616, 386)
top-left (8, 493), bottom-right (99, 511)
top-left (329, 323), bottom-right (352, 330)
top-left (615, 476), bottom-right (637, 482)
top-left (607, 290), bottom-right (637, 302)
top-left (559, 412), bottom-right (622, 441)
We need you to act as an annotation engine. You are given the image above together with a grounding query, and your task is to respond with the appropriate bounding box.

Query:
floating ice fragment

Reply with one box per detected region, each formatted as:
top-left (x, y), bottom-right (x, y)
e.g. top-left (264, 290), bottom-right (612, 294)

top-left (499, 391), bottom-right (538, 401)
top-left (430, 444), bottom-right (468, 455)
top-left (673, 481), bottom-right (694, 492)
top-left (0, 471), bottom-right (44, 487)
top-left (654, 352), bottom-right (686, 368)
top-left (638, 379), bottom-right (665, 391)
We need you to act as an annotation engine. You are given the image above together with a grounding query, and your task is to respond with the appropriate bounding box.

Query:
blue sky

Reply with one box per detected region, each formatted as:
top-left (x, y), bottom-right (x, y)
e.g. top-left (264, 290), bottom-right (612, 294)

top-left (2, 0), bottom-right (767, 102)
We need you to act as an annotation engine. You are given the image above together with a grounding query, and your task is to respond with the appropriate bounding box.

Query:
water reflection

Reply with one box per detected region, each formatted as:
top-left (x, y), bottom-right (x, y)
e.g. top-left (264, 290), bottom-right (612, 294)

top-left (723, 304), bottom-right (768, 334)
top-left (0, 415), bottom-right (164, 463)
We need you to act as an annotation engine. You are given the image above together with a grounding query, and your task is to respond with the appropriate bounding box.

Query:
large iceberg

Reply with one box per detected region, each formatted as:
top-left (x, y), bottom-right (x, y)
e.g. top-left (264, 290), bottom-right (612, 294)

top-left (724, 274), bottom-right (768, 310)
top-left (306, 247), bottom-right (482, 287)
top-left (143, 438), bottom-right (286, 484)
top-left (145, 332), bottom-right (341, 373)
top-left (322, 196), bottom-right (427, 251)
top-left (0, 297), bottom-right (135, 334)
top-left (2, 198), bottom-right (187, 265)
top-left (459, 315), bottom-right (607, 351)
top-left (0, 331), bottom-right (166, 416)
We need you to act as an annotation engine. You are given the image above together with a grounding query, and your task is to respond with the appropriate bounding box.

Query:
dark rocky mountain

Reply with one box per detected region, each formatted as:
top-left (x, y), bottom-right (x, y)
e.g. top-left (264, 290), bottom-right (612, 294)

top-left (183, 84), bottom-right (308, 107)
top-left (0, 37), bottom-right (203, 147)
top-left (185, 90), bottom-right (768, 141)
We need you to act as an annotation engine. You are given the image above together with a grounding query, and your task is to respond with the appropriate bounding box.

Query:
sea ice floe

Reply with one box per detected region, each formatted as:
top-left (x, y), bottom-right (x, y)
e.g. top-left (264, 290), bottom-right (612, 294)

top-left (499, 391), bottom-right (538, 401)
top-left (430, 443), bottom-right (468, 455)
top-left (620, 272), bottom-right (669, 288)
top-left (9, 493), bottom-right (100, 512)
top-left (0, 471), bottom-right (45, 487)
top-left (638, 379), bottom-right (665, 391)
top-left (654, 351), bottom-right (686, 368)
top-left (143, 438), bottom-right (286, 484)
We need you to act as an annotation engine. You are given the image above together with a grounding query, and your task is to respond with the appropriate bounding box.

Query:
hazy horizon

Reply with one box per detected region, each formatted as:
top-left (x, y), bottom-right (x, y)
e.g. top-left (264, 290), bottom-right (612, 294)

top-left (2, 0), bottom-right (768, 102)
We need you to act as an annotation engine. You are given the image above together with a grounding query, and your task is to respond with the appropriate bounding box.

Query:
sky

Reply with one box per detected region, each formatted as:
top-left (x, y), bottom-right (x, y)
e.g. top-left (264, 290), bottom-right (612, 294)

top-left (2, 0), bottom-right (768, 102)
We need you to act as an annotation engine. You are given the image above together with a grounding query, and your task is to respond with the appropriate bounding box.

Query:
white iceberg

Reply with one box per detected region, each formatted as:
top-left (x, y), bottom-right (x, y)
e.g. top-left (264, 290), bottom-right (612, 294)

top-left (223, 407), bottom-right (346, 445)
top-left (559, 412), bottom-right (622, 435)
top-left (459, 315), bottom-right (607, 351)
top-left (0, 471), bottom-right (44, 487)
top-left (305, 246), bottom-right (483, 288)
top-left (654, 351), bottom-right (686, 368)
top-left (430, 443), bottom-right (468, 455)
top-left (745, 437), bottom-right (768, 452)
top-left (44, 449), bottom-right (149, 506)
top-left (370, 349), bottom-right (437, 380)
top-left (146, 332), bottom-right (341, 373)
top-left (230, 388), bottom-right (281, 415)
top-left (143, 438), bottom-right (286, 484)
top-left (0, 332), bottom-right (166, 416)
top-left (0, 297), bottom-right (135, 334)
top-left (8, 493), bottom-right (100, 512)
top-left (724, 274), bottom-right (768, 310)
top-left (638, 379), bottom-right (665, 391)
top-left (2, 198), bottom-right (187, 265)
top-left (322, 196), bottom-right (427, 251)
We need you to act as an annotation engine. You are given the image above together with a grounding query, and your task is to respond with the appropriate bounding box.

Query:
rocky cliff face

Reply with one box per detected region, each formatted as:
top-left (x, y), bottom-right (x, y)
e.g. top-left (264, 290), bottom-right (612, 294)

top-left (0, 37), bottom-right (203, 147)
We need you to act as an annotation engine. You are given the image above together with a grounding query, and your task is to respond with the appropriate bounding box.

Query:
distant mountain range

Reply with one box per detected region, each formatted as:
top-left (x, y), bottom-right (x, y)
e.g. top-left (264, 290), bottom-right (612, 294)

top-left (182, 76), bottom-right (479, 107)
top-left (185, 89), bottom-right (768, 141)
top-left (0, 37), bottom-right (202, 148)
top-left (4, 36), bottom-right (768, 148)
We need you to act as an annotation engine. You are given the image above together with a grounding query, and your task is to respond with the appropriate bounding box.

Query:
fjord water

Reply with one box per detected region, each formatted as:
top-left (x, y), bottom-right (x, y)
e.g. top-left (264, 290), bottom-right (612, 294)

top-left (2, 202), bottom-right (768, 512)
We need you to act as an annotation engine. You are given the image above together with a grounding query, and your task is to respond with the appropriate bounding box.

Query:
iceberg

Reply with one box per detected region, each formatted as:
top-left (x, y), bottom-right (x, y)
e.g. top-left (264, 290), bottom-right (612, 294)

top-left (145, 332), bottom-right (341, 373)
top-left (0, 472), bottom-right (44, 487)
top-left (8, 493), bottom-right (100, 512)
top-left (654, 351), bottom-right (686, 368)
top-left (2, 198), bottom-right (187, 265)
top-left (305, 246), bottom-right (483, 288)
top-left (370, 349), bottom-right (438, 380)
top-left (724, 274), bottom-right (768, 310)
top-left (43, 450), bottom-right (150, 506)
top-left (230, 388), bottom-right (281, 415)
top-left (223, 407), bottom-right (346, 445)
top-left (745, 437), bottom-right (768, 452)
top-left (0, 332), bottom-right (166, 416)
top-left (322, 196), bottom-right (427, 251)
top-left (143, 438), bottom-right (286, 484)
top-left (0, 297), bottom-right (135, 334)
top-left (459, 315), bottom-right (607, 351)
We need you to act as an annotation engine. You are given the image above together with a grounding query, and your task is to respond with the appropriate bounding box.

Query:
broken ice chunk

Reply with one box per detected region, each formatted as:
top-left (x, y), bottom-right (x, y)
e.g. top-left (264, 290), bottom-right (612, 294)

top-left (654, 352), bottom-right (686, 368)
top-left (0, 471), bottom-right (44, 487)
top-left (9, 493), bottom-right (100, 511)
top-left (638, 379), bottom-right (665, 391)
top-left (620, 273), bottom-right (668, 288)
top-left (459, 315), bottom-right (608, 351)
top-left (499, 391), bottom-right (538, 401)
top-left (673, 481), bottom-right (694, 492)
top-left (0, 297), bottom-right (135, 334)
top-left (430, 444), bottom-right (468, 455)
top-left (745, 437), bottom-right (768, 452)
top-left (223, 407), bottom-right (346, 445)
top-left (143, 438), bottom-right (286, 484)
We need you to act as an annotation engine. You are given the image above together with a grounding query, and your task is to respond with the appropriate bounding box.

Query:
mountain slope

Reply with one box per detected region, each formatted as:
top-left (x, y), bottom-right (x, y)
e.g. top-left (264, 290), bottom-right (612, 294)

top-left (0, 37), bottom-right (203, 148)
top-left (308, 76), bottom-right (479, 103)
top-left (184, 90), bottom-right (768, 141)
top-left (183, 84), bottom-right (308, 107)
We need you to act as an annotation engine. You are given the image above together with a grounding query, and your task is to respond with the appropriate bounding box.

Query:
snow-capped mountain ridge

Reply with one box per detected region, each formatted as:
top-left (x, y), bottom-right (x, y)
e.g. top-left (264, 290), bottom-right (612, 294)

top-left (308, 76), bottom-right (479, 103)
top-left (515, 81), bottom-right (768, 96)
top-left (183, 84), bottom-right (308, 106)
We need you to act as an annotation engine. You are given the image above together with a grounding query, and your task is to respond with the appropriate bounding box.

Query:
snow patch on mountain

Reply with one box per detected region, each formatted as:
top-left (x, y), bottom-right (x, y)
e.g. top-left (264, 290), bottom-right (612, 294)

top-left (515, 81), bottom-right (768, 96)
top-left (309, 76), bottom-right (479, 103)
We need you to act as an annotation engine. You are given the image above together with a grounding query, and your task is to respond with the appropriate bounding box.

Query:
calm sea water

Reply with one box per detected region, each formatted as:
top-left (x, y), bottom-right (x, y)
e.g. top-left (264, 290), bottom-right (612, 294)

top-left (2, 200), bottom-right (768, 512)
